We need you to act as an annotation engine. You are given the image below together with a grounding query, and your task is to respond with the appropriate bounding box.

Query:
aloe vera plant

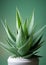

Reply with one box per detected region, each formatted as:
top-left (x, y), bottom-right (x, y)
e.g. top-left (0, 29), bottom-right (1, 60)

top-left (0, 8), bottom-right (46, 59)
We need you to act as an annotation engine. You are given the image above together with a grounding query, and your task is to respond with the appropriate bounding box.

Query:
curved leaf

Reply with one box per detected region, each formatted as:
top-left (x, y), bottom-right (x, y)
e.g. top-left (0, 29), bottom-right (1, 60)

top-left (1, 20), bottom-right (16, 43)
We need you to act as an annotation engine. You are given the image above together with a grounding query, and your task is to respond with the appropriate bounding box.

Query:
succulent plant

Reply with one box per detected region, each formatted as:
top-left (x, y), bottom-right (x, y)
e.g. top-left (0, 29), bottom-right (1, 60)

top-left (0, 8), bottom-right (46, 59)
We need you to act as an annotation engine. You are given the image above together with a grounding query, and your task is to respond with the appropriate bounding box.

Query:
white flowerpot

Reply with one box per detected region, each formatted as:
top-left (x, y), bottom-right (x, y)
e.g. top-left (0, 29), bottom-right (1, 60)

top-left (8, 56), bottom-right (39, 65)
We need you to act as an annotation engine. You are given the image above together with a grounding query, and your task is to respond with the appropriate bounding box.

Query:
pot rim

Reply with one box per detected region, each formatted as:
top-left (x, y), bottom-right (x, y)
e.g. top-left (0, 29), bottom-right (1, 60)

top-left (8, 56), bottom-right (32, 63)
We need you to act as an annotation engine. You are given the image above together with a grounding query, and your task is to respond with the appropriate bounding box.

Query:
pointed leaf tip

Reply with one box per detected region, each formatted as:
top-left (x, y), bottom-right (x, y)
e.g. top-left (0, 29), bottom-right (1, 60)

top-left (28, 11), bottom-right (34, 35)
top-left (16, 8), bottom-right (21, 30)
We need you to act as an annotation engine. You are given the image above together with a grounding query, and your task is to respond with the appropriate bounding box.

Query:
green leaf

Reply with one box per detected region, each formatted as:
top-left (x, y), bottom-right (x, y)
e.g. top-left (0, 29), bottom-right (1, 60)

top-left (28, 11), bottom-right (34, 35)
top-left (33, 25), bottom-right (46, 38)
top-left (33, 34), bottom-right (43, 47)
top-left (7, 38), bottom-right (16, 47)
top-left (23, 52), bottom-right (34, 59)
top-left (29, 35), bottom-right (43, 53)
top-left (7, 26), bottom-right (16, 41)
top-left (0, 42), bottom-right (20, 56)
top-left (6, 39), bottom-right (13, 47)
top-left (30, 41), bottom-right (44, 54)
top-left (0, 42), bottom-right (15, 54)
top-left (31, 55), bottom-right (43, 58)
top-left (23, 19), bottom-right (28, 37)
top-left (18, 35), bottom-right (33, 56)
top-left (16, 8), bottom-right (21, 30)
top-left (16, 25), bottom-right (26, 48)
top-left (1, 20), bottom-right (16, 43)
top-left (23, 51), bottom-right (42, 59)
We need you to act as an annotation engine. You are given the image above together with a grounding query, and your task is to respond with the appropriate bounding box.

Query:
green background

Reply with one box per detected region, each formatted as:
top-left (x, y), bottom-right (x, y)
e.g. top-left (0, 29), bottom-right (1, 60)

top-left (0, 0), bottom-right (46, 65)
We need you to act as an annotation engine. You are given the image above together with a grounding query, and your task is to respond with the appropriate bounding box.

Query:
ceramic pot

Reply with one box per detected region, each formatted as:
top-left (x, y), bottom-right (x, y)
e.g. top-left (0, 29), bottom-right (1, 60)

top-left (8, 56), bottom-right (39, 65)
